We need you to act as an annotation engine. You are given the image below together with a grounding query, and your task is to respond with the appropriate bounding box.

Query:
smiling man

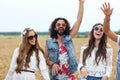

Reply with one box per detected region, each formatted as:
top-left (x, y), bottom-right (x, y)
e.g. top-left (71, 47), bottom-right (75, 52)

top-left (44, 0), bottom-right (85, 80)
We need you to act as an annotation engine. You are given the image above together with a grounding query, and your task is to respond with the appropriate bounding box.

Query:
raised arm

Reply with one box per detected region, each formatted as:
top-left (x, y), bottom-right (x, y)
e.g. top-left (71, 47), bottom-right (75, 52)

top-left (101, 2), bottom-right (117, 42)
top-left (70, 0), bottom-right (84, 38)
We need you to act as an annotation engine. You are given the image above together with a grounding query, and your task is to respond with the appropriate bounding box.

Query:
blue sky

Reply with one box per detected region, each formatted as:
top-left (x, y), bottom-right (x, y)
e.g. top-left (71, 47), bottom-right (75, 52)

top-left (0, 0), bottom-right (119, 32)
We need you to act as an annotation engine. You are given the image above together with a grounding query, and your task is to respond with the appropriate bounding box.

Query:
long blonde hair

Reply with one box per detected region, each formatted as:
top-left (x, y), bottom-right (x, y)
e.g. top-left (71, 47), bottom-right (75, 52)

top-left (15, 28), bottom-right (44, 73)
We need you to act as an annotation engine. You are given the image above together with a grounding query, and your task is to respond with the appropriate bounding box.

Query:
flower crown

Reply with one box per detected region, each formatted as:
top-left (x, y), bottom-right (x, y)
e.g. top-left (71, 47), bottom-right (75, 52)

top-left (20, 28), bottom-right (34, 37)
top-left (21, 30), bottom-right (27, 37)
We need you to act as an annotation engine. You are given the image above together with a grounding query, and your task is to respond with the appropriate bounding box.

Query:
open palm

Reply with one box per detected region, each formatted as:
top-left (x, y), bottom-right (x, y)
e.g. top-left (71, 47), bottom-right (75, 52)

top-left (101, 2), bottom-right (113, 17)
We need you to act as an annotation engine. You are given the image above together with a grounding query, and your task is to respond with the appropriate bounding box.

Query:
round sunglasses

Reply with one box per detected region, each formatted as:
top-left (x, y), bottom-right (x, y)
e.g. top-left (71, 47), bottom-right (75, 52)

top-left (94, 27), bottom-right (103, 32)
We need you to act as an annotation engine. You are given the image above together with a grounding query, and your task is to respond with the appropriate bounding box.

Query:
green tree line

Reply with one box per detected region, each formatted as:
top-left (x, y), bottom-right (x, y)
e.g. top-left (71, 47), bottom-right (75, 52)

top-left (0, 30), bottom-right (120, 38)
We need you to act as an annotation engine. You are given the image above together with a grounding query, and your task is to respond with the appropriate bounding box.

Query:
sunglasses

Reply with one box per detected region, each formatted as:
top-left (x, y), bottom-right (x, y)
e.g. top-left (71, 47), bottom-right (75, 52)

top-left (27, 34), bottom-right (37, 40)
top-left (56, 23), bottom-right (66, 27)
top-left (94, 27), bottom-right (103, 32)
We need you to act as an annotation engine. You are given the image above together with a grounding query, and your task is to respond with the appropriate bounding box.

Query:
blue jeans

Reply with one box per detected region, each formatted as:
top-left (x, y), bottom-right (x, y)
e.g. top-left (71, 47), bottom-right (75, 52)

top-left (117, 60), bottom-right (120, 80)
top-left (81, 76), bottom-right (102, 80)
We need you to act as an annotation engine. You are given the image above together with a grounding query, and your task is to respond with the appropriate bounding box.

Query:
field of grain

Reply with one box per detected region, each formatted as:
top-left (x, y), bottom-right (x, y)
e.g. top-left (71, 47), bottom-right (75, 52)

top-left (0, 35), bottom-right (118, 80)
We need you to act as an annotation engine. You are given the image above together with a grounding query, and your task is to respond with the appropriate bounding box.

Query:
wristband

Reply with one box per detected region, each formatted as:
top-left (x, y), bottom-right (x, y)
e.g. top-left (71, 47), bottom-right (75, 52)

top-left (51, 63), bottom-right (55, 67)
top-left (104, 18), bottom-right (110, 23)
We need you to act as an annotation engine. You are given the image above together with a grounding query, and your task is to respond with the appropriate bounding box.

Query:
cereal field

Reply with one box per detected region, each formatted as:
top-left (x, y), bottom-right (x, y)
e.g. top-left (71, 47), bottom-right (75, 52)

top-left (0, 35), bottom-right (118, 80)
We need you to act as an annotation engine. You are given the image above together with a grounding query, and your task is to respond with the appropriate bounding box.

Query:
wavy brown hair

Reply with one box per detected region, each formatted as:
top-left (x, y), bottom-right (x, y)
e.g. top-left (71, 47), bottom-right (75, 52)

top-left (83, 23), bottom-right (107, 65)
top-left (15, 28), bottom-right (44, 73)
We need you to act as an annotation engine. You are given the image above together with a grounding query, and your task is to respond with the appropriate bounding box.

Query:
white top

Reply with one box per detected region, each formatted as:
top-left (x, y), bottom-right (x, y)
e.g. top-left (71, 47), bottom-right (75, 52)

top-left (78, 46), bottom-right (113, 78)
top-left (5, 48), bottom-right (50, 80)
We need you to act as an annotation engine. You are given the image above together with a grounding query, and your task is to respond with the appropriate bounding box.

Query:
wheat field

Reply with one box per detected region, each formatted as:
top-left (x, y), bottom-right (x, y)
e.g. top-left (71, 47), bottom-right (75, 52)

top-left (0, 35), bottom-right (118, 80)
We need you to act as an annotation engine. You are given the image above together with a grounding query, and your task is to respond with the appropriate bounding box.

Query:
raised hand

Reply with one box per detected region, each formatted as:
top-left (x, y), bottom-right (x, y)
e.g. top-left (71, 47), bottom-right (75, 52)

top-left (101, 2), bottom-right (113, 17)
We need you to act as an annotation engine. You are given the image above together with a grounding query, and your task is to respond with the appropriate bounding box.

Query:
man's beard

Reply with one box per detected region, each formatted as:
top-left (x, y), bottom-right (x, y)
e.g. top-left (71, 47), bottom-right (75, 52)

top-left (56, 28), bottom-right (65, 36)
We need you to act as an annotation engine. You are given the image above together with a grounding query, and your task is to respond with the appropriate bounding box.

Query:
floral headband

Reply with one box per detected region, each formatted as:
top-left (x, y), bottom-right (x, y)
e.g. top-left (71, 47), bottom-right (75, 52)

top-left (21, 28), bottom-right (33, 37)
top-left (23, 30), bottom-right (27, 35)
top-left (21, 30), bottom-right (27, 37)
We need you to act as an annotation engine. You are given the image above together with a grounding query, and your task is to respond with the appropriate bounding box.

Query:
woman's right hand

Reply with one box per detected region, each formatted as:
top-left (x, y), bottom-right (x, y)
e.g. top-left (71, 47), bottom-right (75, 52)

top-left (80, 67), bottom-right (88, 78)
top-left (52, 63), bottom-right (60, 75)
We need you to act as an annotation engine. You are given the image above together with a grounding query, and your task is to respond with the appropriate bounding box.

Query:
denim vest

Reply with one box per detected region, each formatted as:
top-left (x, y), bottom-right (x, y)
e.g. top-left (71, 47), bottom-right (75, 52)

top-left (46, 35), bottom-right (78, 80)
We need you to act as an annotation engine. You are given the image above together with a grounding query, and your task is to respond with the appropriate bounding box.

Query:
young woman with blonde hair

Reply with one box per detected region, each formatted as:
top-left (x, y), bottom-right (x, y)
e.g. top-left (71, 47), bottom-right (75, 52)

top-left (5, 28), bottom-right (50, 80)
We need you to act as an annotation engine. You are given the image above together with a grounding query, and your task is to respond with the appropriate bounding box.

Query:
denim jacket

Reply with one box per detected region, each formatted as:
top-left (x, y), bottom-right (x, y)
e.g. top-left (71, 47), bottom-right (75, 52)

top-left (46, 35), bottom-right (78, 80)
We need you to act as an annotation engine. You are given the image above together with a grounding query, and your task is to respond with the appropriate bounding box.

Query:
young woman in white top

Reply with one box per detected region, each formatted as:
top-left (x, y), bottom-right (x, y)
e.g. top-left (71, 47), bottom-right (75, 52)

top-left (78, 23), bottom-right (113, 80)
top-left (4, 28), bottom-right (50, 80)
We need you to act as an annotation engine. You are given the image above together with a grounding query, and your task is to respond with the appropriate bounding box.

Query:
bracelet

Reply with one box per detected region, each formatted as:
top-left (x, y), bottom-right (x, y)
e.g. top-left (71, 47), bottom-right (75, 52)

top-left (51, 63), bottom-right (55, 67)
top-left (104, 18), bottom-right (110, 23)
